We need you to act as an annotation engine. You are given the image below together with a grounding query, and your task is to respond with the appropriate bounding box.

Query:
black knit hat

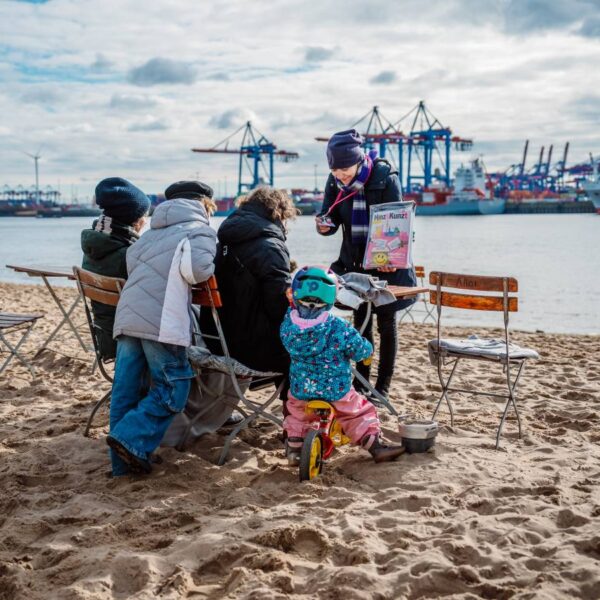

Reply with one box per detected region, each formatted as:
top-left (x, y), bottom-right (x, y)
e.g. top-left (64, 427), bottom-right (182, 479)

top-left (326, 129), bottom-right (365, 169)
top-left (165, 180), bottom-right (213, 200)
top-left (94, 177), bottom-right (150, 225)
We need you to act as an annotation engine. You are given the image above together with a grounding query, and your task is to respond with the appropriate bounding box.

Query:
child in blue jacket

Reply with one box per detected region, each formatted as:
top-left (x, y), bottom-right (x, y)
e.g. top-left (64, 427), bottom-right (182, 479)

top-left (280, 266), bottom-right (404, 464)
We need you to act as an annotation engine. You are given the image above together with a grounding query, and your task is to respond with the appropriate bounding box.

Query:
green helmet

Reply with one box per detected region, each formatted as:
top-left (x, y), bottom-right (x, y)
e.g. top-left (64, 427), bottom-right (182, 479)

top-left (292, 266), bottom-right (337, 306)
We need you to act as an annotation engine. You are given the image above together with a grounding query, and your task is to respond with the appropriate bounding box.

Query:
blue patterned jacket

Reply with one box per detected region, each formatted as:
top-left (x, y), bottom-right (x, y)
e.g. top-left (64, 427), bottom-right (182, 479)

top-left (280, 308), bottom-right (373, 402)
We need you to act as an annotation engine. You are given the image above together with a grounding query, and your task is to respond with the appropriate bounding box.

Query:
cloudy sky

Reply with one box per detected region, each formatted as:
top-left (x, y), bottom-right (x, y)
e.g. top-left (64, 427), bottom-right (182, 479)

top-left (1, 0), bottom-right (599, 200)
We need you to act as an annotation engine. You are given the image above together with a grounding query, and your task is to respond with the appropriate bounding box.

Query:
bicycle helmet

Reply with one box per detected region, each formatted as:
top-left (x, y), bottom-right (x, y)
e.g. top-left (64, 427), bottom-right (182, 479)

top-left (291, 266), bottom-right (337, 308)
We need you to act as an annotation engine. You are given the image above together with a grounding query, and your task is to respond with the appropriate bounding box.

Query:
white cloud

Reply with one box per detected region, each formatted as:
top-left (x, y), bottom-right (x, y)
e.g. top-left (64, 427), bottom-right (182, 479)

top-left (0, 0), bottom-right (598, 197)
top-left (109, 93), bottom-right (158, 111)
top-left (127, 116), bottom-right (171, 132)
top-left (127, 58), bottom-right (197, 86)
top-left (370, 71), bottom-right (397, 85)
top-left (209, 108), bottom-right (257, 130)
top-left (304, 46), bottom-right (335, 62)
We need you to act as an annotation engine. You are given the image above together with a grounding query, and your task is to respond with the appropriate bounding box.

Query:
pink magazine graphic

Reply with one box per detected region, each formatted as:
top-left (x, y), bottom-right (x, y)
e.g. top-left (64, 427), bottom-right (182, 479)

top-left (363, 201), bottom-right (415, 270)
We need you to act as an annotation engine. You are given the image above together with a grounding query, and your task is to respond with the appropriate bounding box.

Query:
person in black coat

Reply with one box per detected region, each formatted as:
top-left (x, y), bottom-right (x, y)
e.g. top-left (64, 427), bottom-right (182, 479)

top-left (316, 129), bottom-right (417, 398)
top-left (209, 187), bottom-right (297, 375)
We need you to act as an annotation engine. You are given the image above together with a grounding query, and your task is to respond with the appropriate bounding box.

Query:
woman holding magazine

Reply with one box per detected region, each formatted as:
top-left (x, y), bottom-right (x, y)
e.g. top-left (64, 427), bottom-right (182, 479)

top-left (316, 129), bottom-right (417, 400)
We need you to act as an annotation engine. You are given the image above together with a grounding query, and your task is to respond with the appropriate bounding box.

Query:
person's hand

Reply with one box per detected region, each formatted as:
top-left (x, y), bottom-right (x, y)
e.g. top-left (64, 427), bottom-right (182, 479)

top-left (315, 216), bottom-right (332, 234)
top-left (377, 266), bottom-right (398, 273)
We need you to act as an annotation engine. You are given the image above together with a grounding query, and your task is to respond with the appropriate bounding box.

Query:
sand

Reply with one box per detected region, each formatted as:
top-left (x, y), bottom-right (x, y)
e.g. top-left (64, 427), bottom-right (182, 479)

top-left (1, 281), bottom-right (599, 600)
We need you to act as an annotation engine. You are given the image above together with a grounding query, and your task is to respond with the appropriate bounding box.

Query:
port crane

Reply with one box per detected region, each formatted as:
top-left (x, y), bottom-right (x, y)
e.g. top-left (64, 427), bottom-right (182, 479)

top-left (391, 101), bottom-right (472, 191)
top-left (315, 105), bottom-right (404, 169)
top-left (315, 101), bottom-right (473, 193)
top-left (489, 141), bottom-right (573, 196)
top-left (192, 121), bottom-right (299, 196)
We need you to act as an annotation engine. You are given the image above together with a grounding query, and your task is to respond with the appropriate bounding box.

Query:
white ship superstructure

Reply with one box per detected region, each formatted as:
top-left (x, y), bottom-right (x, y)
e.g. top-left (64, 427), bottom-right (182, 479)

top-left (582, 159), bottom-right (600, 214)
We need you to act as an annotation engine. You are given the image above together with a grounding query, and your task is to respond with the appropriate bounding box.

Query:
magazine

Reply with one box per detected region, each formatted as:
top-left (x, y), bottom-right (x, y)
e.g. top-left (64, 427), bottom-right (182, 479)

top-left (362, 201), bottom-right (415, 270)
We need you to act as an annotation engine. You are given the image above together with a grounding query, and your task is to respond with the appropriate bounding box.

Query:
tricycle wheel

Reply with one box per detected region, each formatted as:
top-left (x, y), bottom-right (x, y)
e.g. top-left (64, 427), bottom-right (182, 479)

top-left (299, 429), bottom-right (323, 481)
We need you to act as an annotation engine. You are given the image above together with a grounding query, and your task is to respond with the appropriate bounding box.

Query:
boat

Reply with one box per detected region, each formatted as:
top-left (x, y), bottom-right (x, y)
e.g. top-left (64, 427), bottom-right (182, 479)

top-left (292, 191), bottom-right (323, 216)
top-left (413, 159), bottom-right (506, 216)
top-left (214, 197), bottom-right (235, 217)
top-left (582, 160), bottom-right (600, 214)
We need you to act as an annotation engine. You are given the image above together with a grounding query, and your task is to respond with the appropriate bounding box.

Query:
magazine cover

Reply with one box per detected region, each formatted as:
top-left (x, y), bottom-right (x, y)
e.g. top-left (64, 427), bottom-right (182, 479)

top-left (363, 201), bottom-right (415, 270)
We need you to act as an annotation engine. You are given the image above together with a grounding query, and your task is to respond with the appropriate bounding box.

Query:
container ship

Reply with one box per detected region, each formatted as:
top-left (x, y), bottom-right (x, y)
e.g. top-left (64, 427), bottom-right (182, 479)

top-left (0, 186), bottom-right (100, 217)
top-left (582, 159), bottom-right (600, 214)
top-left (408, 159), bottom-right (506, 216)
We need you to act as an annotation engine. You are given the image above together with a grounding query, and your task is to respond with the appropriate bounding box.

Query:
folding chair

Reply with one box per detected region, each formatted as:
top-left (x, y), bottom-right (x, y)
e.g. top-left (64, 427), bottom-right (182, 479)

top-left (0, 312), bottom-right (44, 378)
top-left (72, 267), bottom-right (125, 437)
top-left (428, 271), bottom-right (539, 449)
top-left (179, 275), bottom-right (285, 465)
top-left (398, 265), bottom-right (436, 325)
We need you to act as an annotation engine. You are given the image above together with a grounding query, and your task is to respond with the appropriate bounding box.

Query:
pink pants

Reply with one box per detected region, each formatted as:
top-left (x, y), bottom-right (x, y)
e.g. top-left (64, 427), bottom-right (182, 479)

top-left (284, 388), bottom-right (380, 448)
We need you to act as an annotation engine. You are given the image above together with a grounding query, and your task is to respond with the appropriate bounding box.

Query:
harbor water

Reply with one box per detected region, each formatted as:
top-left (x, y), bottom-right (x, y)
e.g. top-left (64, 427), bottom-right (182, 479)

top-left (0, 214), bottom-right (598, 335)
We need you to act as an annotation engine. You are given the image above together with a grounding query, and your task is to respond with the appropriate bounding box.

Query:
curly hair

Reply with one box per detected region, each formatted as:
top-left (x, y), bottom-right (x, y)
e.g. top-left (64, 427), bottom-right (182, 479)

top-left (198, 195), bottom-right (217, 217)
top-left (237, 186), bottom-right (299, 222)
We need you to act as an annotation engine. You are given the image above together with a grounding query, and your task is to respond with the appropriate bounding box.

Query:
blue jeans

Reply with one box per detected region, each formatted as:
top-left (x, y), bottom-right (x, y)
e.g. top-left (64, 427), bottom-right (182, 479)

top-left (109, 335), bottom-right (194, 476)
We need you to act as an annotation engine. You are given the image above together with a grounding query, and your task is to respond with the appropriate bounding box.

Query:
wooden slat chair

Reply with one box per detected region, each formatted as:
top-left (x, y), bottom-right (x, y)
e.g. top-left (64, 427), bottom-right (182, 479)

top-left (398, 265), bottom-right (436, 325)
top-left (0, 312), bottom-right (44, 378)
top-left (72, 267), bottom-right (125, 436)
top-left (182, 275), bottom-right (285, 465)
top-left (428, 271), bottom-right (539, 449)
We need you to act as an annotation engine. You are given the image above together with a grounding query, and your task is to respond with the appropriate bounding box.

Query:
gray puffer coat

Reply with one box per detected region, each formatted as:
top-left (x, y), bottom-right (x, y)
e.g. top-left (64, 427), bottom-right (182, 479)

top-left (113, 198), bottom-right (217, 347)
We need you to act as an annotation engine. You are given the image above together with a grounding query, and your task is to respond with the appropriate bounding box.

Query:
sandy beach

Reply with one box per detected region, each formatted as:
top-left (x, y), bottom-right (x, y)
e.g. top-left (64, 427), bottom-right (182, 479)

top-left (1, 281), bottom-right (599, 600)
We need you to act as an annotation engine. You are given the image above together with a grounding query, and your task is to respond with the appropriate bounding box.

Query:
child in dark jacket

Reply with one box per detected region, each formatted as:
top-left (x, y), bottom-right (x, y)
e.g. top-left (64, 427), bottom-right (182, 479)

top-left (280, 266), bottom-right (404, 464)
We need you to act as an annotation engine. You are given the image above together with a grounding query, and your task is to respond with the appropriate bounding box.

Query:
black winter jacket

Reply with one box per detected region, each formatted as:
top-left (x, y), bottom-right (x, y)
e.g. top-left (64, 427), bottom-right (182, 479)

top-left (206, 201), bottom-right (291, 373)
top-left (80, 221), bottom-right (138, 359)
top-left (318, 159), bottom-right (417, 311)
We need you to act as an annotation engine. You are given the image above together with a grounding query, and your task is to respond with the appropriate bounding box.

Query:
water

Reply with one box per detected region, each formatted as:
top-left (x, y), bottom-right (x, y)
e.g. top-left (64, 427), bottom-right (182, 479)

top-left (0, 214), bottom-right (598, 334)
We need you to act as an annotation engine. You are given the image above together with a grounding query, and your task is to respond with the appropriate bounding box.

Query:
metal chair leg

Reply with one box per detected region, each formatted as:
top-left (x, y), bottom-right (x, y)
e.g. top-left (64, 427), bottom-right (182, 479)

top-left (84, 390), bottom-right (111, 437)
top-left (432, 357), bottom-right (459, 427)
top-left (0, 324), bottom-right (36, 377)
top-left (398, 305), bottom-right (415, 325)
top-left (352, 366), bottom-right (398, 416)
top-left (217, 380), bottom-right (285, 465)
top-left (495, 361), bottom-right (526, 449)
top-left (422, 299), bottom-right (437, 325)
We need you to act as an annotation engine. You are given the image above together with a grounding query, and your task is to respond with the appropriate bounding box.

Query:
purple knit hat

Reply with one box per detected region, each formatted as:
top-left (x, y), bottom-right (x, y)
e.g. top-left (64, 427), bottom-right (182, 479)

top-left (326, 129), bottom-right (365, 169)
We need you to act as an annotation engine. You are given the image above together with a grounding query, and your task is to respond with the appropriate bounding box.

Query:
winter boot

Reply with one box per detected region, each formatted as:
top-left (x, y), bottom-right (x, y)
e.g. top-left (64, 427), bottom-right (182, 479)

top-left (286, 437), bottom-right (303, 466)
top-left (374, 376), bottom-right (393, 400)
top-left (361, 434), bottom-right (405, 464)
top-left (107, 436), bottom-right (153, 475)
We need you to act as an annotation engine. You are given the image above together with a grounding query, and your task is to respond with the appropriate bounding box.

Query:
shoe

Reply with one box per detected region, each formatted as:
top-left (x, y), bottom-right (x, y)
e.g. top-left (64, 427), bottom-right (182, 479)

top-left (222, 410), bottom-right (244, 427)
top-left (363, 436), bottom-right (405, 464)
top-left (286, 437), bottom-right (303, 466)
top-left (149, 452), bottom-right (163, 465)
top-left (374, 376), bottom-right (392, 399)
top-left (107, 436), bottom-right (153, 475)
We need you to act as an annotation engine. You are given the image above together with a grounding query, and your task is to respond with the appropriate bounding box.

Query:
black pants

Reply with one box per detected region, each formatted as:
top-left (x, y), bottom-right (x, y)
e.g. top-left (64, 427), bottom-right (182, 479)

top-left (354, 303), bottom-right (397, 388)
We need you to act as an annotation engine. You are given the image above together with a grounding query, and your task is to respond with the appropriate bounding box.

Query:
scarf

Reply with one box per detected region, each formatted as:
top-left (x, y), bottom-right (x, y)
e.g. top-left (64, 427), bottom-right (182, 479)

top-left (93, 214), bottom-right (140, 246)
top-left (334, 154), bottom-right (373, 245)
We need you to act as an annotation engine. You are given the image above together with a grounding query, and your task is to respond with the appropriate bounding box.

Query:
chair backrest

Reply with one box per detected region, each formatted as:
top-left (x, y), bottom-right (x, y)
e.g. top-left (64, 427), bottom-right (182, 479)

top-left (191, 275), bottom-right (223, 308)
top-left (73, 267), bottom-right (126, 377)
top-left (429, 272), bottom-right (518, 313)
top-left (415, 265), bottom-right (425, 280)
top-left (191, 275), bottom-right (230, 358)
top-left (73, 267), bottom-right (125, 306)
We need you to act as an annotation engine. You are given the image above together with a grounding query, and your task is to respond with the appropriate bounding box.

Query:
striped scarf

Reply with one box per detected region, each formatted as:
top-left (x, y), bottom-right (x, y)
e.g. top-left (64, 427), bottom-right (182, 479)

top-left (93, 214), bottom-right (140, 245)
top-left (335, 155), bottom-right (372, 244)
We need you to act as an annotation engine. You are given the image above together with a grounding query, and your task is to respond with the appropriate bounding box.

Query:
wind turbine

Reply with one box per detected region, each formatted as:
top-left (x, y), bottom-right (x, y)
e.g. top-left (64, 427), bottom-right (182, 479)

top-left (23, 149), bottom-right (42, 202)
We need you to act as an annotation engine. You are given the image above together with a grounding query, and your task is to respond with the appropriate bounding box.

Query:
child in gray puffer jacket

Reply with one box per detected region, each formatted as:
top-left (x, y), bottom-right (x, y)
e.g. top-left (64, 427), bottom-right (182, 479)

top-left (107, 180), bottom-right (217, 477)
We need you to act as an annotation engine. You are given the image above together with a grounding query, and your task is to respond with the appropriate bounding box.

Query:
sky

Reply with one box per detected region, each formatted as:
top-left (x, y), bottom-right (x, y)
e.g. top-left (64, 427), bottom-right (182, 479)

top-left (0, 0), bottom-right (599, 201)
